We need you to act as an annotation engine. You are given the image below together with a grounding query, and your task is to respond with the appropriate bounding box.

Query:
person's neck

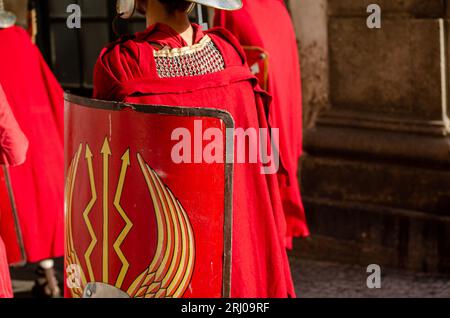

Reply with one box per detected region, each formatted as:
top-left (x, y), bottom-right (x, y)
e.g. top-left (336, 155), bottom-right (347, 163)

top-left (146, 5), bottom-right (193, 46)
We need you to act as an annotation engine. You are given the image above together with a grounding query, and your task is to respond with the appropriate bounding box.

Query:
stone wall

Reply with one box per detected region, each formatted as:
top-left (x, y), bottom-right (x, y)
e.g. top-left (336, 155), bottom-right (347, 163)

top-left (290, 0), bottom-right (450, 273)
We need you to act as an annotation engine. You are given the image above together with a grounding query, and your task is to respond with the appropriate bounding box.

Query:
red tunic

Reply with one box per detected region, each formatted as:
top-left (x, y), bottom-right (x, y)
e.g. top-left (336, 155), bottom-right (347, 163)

top-left (0, 26), bottom-right (64, 264)
top-left (93, 23), bottom-right (295, 297)
top-left (0, 84), bottom-right (29, 298)
top-left (0, 237), bottom-right (12, 298)
top-left (215, 0), bottom-right (310, 248)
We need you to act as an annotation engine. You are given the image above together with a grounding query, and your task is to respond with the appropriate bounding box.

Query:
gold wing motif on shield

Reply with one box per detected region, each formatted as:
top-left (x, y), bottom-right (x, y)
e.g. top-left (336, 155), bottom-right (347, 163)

top-left (65, 143), bottom-right (195, 298)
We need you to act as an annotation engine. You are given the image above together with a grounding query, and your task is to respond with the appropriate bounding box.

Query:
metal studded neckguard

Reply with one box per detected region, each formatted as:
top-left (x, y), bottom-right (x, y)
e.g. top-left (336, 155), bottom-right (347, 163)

top-left (154, 35), bottom-right (225, 78)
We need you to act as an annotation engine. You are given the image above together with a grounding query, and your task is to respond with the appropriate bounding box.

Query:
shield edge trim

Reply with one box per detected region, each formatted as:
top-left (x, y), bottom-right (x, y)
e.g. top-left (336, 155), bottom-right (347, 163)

top-left (64, 93), bottom-right (235, 298)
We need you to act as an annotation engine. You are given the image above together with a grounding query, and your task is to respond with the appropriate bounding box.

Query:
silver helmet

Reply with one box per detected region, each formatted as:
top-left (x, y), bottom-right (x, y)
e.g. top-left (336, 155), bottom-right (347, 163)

top-left (117, 0), bottom-right (242, 19)
top-left (186, 0), bottom-right (242, 10)
top-left (0, 0), bottom-right (16, 29)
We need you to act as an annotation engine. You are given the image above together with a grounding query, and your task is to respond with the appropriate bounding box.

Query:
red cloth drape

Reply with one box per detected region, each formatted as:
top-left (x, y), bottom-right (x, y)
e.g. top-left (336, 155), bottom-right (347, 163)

top-left (93, 23), bottom-right (295, 298)
top-left (0, 26), bottom-right (64, 264)
top-left (215, 0), bottom-right (309, 248)
top-left (0, 237), bottom-right (12, 298)
top-left (0, 84), bottom-right (28, 167)
top-left (0, 83), bottom-right (29, 298)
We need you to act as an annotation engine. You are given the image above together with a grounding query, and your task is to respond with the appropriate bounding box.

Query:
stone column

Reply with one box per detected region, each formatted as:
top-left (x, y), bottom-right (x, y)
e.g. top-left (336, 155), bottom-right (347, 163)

top-left (292, 0), bottom-right (450, 273)
top-left (289, 0), bottom-right (330, 128)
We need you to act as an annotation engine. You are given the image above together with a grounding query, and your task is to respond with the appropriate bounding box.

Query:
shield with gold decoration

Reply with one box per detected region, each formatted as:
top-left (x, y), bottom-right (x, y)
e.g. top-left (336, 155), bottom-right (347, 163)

top-left (64, 94), bottom-right (233, 298)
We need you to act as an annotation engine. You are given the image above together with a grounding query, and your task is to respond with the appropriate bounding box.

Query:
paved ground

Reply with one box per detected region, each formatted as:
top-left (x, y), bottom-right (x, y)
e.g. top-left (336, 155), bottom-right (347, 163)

top-left (9, 258), bottom-right (64, 298)
top-left (290, 258), bottom-right (450, 298)
top-left (9, 257), bottom-right (450, 298)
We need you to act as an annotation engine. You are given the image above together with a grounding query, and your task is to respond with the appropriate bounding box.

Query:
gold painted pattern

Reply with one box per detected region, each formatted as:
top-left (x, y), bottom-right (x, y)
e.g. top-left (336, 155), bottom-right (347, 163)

top-left (66, 144), bottom-right (195, 298)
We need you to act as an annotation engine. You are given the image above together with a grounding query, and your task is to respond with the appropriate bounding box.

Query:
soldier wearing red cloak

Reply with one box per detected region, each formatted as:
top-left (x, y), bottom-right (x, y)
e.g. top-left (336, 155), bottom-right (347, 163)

top-left (93, 0), bottom-right (296, 297)
top-left (215, 0), bottom-right (309, 248)
top-left (0, 8), bottom-right (64, 297)
top-left (0, 84), bottom-right (28, 298)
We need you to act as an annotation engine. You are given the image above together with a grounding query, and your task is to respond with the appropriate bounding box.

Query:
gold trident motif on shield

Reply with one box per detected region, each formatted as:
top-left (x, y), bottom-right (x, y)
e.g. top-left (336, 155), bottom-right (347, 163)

top-left (65, 138), bottom-right (195, 298)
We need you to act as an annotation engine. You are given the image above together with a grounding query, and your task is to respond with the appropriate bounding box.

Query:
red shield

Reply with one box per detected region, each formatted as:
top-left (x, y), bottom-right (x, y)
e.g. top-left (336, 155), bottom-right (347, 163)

top-left (64, 94), bottom-right (233, 298)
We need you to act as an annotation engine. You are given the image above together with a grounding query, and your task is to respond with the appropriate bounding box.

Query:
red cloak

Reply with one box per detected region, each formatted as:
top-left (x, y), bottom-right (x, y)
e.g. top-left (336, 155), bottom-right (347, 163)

top-left (0, 26), bottom-right (64, 264)
top-left (0, 83), bottom-right (29, 298)
top-left (0, 237), bottom-right (12, 298)
top-left (215, 0), bottom-right (309, 248)
top-left (93, 23), bottom-right (295, 297)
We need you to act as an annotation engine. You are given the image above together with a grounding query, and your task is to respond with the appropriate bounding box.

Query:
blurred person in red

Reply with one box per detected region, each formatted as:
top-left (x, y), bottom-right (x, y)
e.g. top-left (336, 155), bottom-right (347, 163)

top-left (93, 0), bottom-right (296, 297)
top-left (0, 2), bottom-right (64, 298)
top-left (214, 0), bottom-right (309, 248)
top-left (0, 84), bottom-right (29, 298)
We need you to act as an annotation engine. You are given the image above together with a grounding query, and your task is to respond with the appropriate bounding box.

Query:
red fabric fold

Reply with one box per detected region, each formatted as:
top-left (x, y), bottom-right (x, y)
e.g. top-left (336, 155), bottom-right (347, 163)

top-left (0, 237), bottom-right (12, 298)
top-left (0, 83), bottom-right (28, 298)
top-left (214, 0), bottom-right (310, 246)
top-left (0, 85), bottom-right (29, 167)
